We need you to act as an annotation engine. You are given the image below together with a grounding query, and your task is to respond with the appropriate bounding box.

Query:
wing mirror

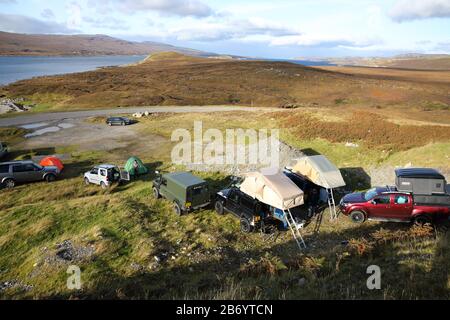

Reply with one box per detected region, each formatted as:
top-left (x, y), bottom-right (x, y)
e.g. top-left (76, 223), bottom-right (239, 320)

top-left (155, 170), bottom-right (160, 175)
top-left (371, 200), bottom-right (377, 205)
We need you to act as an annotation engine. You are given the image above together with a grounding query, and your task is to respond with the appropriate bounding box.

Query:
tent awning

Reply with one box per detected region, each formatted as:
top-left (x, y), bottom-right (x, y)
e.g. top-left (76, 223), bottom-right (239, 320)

top-left (291, 155), bottom-right (346, 189)
top-left (239, 171), bottom-right (304, 210)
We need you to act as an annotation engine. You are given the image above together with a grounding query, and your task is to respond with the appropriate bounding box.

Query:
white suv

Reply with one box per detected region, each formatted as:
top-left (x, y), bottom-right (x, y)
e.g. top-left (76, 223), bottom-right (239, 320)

top-left (84, 164), bottom-right (129, 189)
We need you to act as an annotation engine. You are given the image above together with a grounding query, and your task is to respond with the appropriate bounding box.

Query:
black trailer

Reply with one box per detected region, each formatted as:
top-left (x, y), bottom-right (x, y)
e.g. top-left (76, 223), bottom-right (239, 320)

top-left (395, 168), bottom-right (447, 195)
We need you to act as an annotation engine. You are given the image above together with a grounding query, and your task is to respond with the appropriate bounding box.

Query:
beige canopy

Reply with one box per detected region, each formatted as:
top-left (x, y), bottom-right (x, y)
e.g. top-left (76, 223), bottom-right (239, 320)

top-left (239, 171), bottom-right (304, 210)
top-left (291, 155), bottom-right (346, 189)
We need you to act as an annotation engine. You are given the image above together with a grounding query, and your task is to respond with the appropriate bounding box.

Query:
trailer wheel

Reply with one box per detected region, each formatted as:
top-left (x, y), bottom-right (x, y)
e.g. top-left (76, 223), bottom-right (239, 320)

top-left (413, 215), bottom-right (432, 226)
top-left (350, 210), bottom-right (366, 224)
top-left (215, 201), bottom-right (224, 215)
top-left (240, 218), bottom-right (253, 233)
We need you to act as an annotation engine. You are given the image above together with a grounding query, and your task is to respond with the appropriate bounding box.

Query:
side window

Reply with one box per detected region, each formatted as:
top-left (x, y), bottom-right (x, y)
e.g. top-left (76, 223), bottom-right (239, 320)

top-left (374, 195), bottom-right (391, 205)
top-left (229, 191), bottom-right (239, 203)
top-left (91, 168), bottom-right (99, 175)
top-left (100, 169), bottom-right (107, 177)
top-left (395, 195), bottom-right (409, 204)
top-left (12, 165), bottom-right (26, 173)
top-left (0, 165), bottom-right (9, 173)
top-left (24, 164), bottom-right (36, 172)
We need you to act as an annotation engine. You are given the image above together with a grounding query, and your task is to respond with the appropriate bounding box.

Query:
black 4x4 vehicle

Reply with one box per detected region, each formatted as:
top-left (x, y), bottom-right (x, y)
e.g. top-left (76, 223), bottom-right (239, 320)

top-left (215, 187), bottom-right (269, 233)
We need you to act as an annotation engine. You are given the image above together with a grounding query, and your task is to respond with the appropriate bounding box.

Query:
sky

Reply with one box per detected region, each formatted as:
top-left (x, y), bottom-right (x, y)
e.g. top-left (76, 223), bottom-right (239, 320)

top-left (0, 0), bottom-right (449, 59)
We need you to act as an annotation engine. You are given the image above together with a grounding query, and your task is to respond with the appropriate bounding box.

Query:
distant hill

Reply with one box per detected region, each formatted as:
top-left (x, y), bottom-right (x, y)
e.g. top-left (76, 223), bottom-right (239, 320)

top-left (0, 31), bottom-right (212, 57)
top-left (323, 54), bottom-right (450, 71)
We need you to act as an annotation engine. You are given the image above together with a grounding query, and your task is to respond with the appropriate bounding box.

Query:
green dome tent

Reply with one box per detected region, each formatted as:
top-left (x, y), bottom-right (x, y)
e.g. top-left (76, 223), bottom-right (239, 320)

top-left (124, 157), bottom-right (148, 176)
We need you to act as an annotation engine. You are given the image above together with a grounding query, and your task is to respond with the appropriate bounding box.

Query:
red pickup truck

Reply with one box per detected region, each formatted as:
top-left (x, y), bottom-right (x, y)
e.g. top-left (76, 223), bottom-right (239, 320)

top-left (339, 186), bottom-right (450, 225)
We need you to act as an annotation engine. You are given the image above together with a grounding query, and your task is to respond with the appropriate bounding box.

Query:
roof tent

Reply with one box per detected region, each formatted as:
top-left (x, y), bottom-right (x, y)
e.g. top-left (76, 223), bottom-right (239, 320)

top-left (291, 155), bottom-right (346, 189)
top-left (291, 155), bottom-right (346, 220)
top-left (240, 171), bottom-right (304, 210)
top-left (240, 171), bottom-right (306, 249)
top-left (395, 168), bottom-right (447, 195)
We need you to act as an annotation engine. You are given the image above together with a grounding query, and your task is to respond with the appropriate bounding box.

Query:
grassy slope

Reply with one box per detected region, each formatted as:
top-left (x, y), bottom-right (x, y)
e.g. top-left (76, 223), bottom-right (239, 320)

top-left (2, 52), bottom-right (449, 111)
top-left (0, 111), bottom-right (449, 299)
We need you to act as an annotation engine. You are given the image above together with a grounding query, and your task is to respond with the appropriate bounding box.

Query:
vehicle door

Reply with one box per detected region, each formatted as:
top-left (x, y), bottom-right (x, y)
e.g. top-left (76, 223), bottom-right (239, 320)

top-left (159, 176), bottom-right (169, 198)
top-left (99, 169), bottom-right (108, 184)
top-left (239, 194), bottom-right (256, 218)
top-left (226, 189), bottom-right (241, 216)
top-left (88, 167), bottom-right (100, 184)
top-left (367, 194), bottom-right (392, 218)
top-left (391, 194), bottom-right (413, 221)
top-left (28, 163), bottom-right (45, 181)
top-left (0, 164), bottom-right (10, 181)
top-left (12, 164), bottom-right (35, 183)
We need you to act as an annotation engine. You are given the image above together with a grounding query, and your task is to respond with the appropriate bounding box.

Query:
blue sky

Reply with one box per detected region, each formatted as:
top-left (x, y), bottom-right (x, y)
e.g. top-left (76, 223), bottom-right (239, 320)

top-left (0, 0), bottom-right (449, 58)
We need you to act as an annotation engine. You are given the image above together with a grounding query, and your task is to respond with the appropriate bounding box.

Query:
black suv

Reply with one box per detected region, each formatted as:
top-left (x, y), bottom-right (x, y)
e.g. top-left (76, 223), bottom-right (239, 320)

top-left (215, 187), bottom-right (277, 233)
top-left (106, 117), bottom-right (132, 126)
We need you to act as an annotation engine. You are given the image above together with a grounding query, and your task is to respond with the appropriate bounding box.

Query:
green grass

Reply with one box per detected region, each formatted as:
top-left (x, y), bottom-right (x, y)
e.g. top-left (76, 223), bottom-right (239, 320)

top-left (0, 112), bottom-right (449, 299)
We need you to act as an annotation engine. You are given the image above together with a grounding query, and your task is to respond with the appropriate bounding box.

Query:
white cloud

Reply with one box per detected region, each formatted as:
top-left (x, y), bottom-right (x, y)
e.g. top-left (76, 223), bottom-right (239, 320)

top-left (0, 13), bottom-right (78, 34)
top-left (170, 18), bottom-right (299, 41)
top-left (89, 0), bottom-right (214, 18)
top-left (41, 9), bottom-right (55, 20)
top-left (83, 16), bottom-right (130, 30)
top-left (270, 34), bottom-right (380, 48)
top-left (390, 0), bottom-right (450, 22)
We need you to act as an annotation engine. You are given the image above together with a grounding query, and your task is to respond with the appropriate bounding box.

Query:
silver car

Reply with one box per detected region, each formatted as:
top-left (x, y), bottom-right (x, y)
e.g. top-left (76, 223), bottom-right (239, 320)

top-left (0, 160), bottom-right (60, 189)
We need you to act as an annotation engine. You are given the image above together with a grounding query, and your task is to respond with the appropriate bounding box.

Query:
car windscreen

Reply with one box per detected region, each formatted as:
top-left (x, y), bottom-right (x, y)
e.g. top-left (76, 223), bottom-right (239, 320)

top-left (363, 188), bottom-right (379, 201)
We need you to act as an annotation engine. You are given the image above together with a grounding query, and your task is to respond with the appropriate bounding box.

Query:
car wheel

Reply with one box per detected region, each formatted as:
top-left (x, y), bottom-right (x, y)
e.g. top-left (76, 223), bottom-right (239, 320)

top-left (215, 201), bottom-right (225, 215)
top-left (173, 202), bottom-right (183, 216)
top-left (153, 187), bottom-right (161, 199)
top-left (3, 179), bottom-right (15, 189)
top-left (240, 217), bottom-right (253, 233)
top-left (84, 178), bottom-right (90, 186)
top-left (121, 121), bottom-right (125, 126)
top-left (45, 174), bottom-right (56, 183)
top-left (350, 210), bottom-right (366, 224)
top-left (108, 122), bottom-right (112, 126)
top-left (100, 182), bottom-right (108, 189)
top-left (414, 215), bottom-right (432, 226)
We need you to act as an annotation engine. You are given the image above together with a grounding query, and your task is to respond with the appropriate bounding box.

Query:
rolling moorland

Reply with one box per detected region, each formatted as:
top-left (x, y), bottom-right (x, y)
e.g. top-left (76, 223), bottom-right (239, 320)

top-left (325, 54), bottom-right (450, 71)
top-left (0, 53), bottom-right (449, 299)
top-left (2, 52), bottom-right (450, 113)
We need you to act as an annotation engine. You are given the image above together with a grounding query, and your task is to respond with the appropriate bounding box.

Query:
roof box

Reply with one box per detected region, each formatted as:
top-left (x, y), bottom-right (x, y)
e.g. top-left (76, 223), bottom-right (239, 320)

top-left (395, 168), bottom-right (447, 195)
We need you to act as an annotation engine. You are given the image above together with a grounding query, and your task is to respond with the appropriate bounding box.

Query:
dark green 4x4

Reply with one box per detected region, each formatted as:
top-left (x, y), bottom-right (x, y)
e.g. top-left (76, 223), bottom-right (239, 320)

top-left (152, 171), bottom-right (211, 215)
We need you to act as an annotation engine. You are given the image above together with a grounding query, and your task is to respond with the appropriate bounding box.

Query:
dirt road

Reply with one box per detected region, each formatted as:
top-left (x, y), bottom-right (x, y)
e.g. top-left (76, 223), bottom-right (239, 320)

top-left (0, 105), bottom-right (278, 127)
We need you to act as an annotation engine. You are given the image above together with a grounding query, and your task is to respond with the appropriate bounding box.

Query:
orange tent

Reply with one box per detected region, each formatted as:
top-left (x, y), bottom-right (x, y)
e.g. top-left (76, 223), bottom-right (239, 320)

top-left (40, 156), bottom-right (64, 172)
